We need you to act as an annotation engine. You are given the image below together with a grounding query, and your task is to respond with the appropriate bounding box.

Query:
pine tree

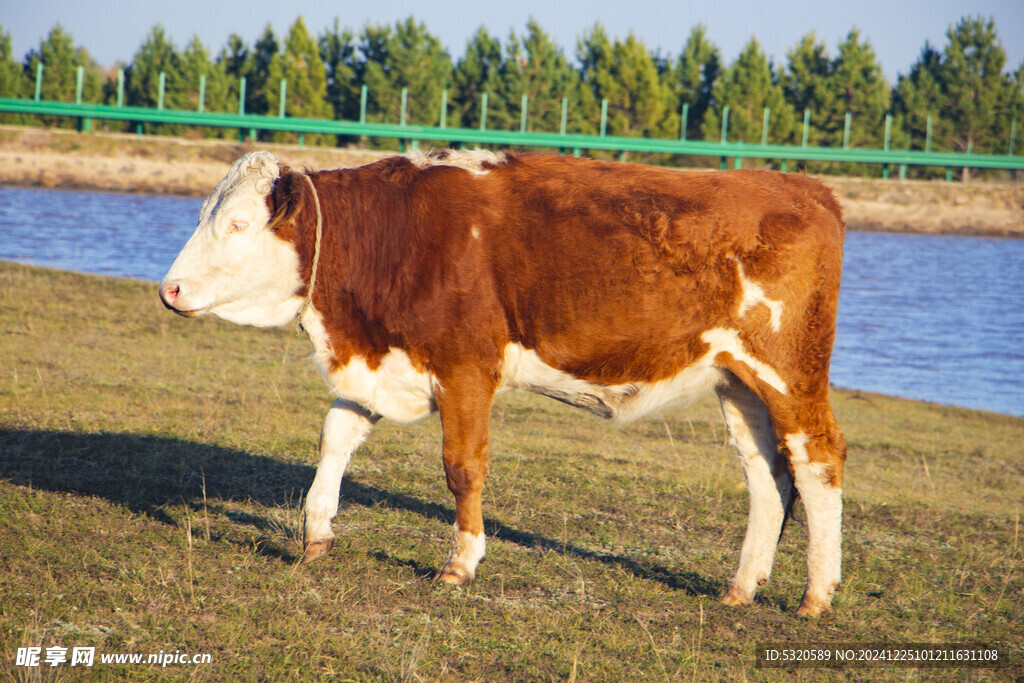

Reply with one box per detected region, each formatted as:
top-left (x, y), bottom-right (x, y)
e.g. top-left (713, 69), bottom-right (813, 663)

top-left (124, 25), bottom-right (185, 134)
top-left (893, 17), bottom-right (1015, 179)
top-left (994, 63), bottom-right (1023, 156)
top-left (578, 24), bottom-right (673, 141)
top-left (784, 32), bottom-right (833, 146)
top-left (0, 25), bottom-right (29, 124)
top-left (180, 36), bottom-right (230, 112)
top-left (266, 16), bottom-right (332, 144)
top-left (702, 38), bottom-right (794, 146)
top-left (179, 35), bottom-right (232, 138)
top-left (451, 27), bottom-right (504, 129)
top-left (671, 25), bottom-right (720, 139)
top-left (359, 18), bottom-right (451, 129)
top-left (941, 17), bottom-right (1006, 157)
top-left (319, 19), bottom-right (359, 122)
top-left (826, 29), bottom-right (890, 149)
top-left (893, 42), bottom-right (946, 151)
top-left (576, 23), bottom-right (615, 135)
top-left (23, 24), bottom-right (105, 128)
top-left (0, 25), bottom-right (28, 98)
top-left (247, 25), bottom-right (279, 116)
top-left (217, 33), bottom-right (249, 113)
top-left (616, 33), bottom-right (674, 138)
top-left (125, 25), bottom-right (181, 108)
top-left (498, 19), bottom-right (583, 134)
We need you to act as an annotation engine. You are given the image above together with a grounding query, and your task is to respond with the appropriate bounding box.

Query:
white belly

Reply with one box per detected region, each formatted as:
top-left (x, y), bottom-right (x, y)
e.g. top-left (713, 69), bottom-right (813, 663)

top-left (498, 343), bottom-right (723, 423)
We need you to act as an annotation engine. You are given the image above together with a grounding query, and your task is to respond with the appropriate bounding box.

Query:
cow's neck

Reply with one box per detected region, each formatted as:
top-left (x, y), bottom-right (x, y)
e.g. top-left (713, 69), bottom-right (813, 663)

top-left (295, 173), bottom-right (324, 334)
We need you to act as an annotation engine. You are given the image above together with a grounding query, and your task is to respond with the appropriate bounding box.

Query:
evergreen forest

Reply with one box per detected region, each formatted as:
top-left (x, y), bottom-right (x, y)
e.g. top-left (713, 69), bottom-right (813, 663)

top-left (1, 16), bottom-right (1020, 177)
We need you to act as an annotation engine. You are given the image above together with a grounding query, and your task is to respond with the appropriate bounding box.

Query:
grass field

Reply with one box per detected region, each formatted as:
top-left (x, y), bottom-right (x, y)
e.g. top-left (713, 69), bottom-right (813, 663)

top-left (1, 261), bottom-right (1021, 681)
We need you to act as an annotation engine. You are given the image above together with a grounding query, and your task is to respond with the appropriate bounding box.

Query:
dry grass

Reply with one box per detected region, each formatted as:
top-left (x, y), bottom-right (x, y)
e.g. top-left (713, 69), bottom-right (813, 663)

top-left (1, 261), bottom-right (1021, 680)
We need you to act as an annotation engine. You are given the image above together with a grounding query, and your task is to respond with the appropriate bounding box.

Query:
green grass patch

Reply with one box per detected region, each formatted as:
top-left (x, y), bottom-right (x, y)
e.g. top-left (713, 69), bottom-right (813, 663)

top-left (1, 261), bottom-right (1021, 680)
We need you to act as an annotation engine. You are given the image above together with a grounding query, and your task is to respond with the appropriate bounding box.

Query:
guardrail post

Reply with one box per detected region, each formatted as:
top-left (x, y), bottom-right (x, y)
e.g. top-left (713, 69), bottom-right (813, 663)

top-left (278, 79), bottom-right (287, 118)
top-left (237, 77), bottom-right (247, 142)
top-left (198, 74), bottom-right (206, 112)
top-left (680, 102), bottom-right (688, 141)
top-left (882, 114), bottom-right (892, 179)
top-left (117, 69), bottom-right (124, 107)
top-left (158, 71), bottom-right (165, 110)
top-left (720, 105), bottom-right (730, 170)
top-left (843, 112), bottom-right (851, 149)
top-left (400, 87), bottom-right (408, 125)
top-left (802, 109), bottom-right (810, 148)
top-left (899, 164), bottom-right (907, 179)
top-left (780, 160), bottom-right (788, 173)
top-left (761, 107), bottom-right (770, 145)
top-left (440, 89), bottom-right (448, 129)
top-left (479, 92), bottom-right (488, 131)
top-left (925, 115), bottom-right (932, 153)
top-left (560, 97), bottom-right (568, 136)
top-left (76, 65), bottom-right (92, 132)
top-left (34, 62), bottom-right (42, 102)
top-left (520, 94), bottom-right (528, 134)
top-left (359, 84), bottom-right (367, 124)
top-left (77, 65), bottom-right (91, 132)
top-left (600, 99), bottom-right (608, 137)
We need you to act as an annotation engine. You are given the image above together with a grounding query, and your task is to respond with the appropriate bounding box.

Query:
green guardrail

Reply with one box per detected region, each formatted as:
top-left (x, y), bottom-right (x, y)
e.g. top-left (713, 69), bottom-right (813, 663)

top-left (2, 95), bottom-right (1022, 178)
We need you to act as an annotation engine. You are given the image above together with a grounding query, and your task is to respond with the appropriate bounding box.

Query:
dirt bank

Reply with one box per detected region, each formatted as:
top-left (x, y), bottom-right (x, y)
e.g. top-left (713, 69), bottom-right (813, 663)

top-left (2, 125), bottom-right (1021, 237)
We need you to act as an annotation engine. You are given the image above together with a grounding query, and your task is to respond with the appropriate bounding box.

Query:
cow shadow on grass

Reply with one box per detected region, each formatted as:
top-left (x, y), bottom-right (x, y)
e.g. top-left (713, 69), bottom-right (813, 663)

top-left (0, 428), bottom-right (722, 598)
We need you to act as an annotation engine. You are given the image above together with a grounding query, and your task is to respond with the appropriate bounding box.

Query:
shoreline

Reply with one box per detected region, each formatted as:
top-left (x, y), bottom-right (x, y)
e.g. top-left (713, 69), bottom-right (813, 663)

top-left (1, 125), bottom-right (1022, 238)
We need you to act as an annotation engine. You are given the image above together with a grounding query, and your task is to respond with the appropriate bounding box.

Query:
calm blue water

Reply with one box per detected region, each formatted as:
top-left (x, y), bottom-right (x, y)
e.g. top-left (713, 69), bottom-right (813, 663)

top-left (1, 185), bottom-right (1022, 417)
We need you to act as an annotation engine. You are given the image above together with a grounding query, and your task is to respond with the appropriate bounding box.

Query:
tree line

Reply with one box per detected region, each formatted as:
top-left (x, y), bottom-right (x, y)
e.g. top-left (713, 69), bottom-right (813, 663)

top-left (0, 15), bottom-right (1021, 176)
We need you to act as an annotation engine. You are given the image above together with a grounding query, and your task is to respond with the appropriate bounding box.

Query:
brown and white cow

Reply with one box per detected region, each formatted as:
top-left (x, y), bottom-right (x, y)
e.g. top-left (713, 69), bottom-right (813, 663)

top-left (160, 149), bottom-right (846, 616)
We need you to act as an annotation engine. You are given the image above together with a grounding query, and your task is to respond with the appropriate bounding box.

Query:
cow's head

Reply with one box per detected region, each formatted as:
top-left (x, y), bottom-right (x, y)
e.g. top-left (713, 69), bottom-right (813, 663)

top-left (159, 151), bottom-right (304, 328)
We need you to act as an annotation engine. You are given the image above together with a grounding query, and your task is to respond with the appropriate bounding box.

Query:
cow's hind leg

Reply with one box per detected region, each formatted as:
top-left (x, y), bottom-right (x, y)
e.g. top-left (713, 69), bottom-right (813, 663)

top-left (782, 425), bottom-right (845, 617)
top-left (302, 399), bottom-right (378, 563)
top-left (716, 374), bottom-right (794, 606)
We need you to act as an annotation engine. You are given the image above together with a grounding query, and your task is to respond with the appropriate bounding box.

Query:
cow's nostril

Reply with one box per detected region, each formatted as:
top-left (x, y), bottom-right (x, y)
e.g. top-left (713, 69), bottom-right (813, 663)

top-left (160, 282), bottom-right (181, 308)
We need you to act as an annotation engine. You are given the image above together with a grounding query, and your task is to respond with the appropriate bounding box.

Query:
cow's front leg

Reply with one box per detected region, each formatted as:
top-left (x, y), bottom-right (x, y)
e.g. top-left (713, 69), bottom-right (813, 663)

top-left (302, 398), bottom-right (378, 563)
top-left (434, 367), bottom-right (495, 585)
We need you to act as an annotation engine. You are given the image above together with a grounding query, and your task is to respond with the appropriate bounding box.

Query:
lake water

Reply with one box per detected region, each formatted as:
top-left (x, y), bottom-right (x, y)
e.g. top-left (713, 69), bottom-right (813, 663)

top-left (1, 185), bottom-right (1022, 418)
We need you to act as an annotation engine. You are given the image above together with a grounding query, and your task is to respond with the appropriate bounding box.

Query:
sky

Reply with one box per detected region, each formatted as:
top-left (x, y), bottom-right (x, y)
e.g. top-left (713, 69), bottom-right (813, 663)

top-left (3, 0), bottom-right (1022, 84)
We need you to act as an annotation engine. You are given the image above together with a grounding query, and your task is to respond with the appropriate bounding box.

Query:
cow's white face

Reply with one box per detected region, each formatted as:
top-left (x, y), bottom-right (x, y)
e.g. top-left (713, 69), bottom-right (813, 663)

top-left (160, 152), bottom-right (303, 328)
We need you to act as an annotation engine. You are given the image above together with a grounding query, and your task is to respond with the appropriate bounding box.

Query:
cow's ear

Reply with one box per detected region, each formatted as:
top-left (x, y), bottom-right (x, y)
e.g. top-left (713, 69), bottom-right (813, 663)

top-left (267, 168), bottom-right (304, 231)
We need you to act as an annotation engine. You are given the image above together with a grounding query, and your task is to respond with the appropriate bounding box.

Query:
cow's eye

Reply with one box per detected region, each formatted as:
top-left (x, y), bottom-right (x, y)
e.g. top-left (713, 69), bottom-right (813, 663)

top-left (228, 221), bottom-right (249, 233)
